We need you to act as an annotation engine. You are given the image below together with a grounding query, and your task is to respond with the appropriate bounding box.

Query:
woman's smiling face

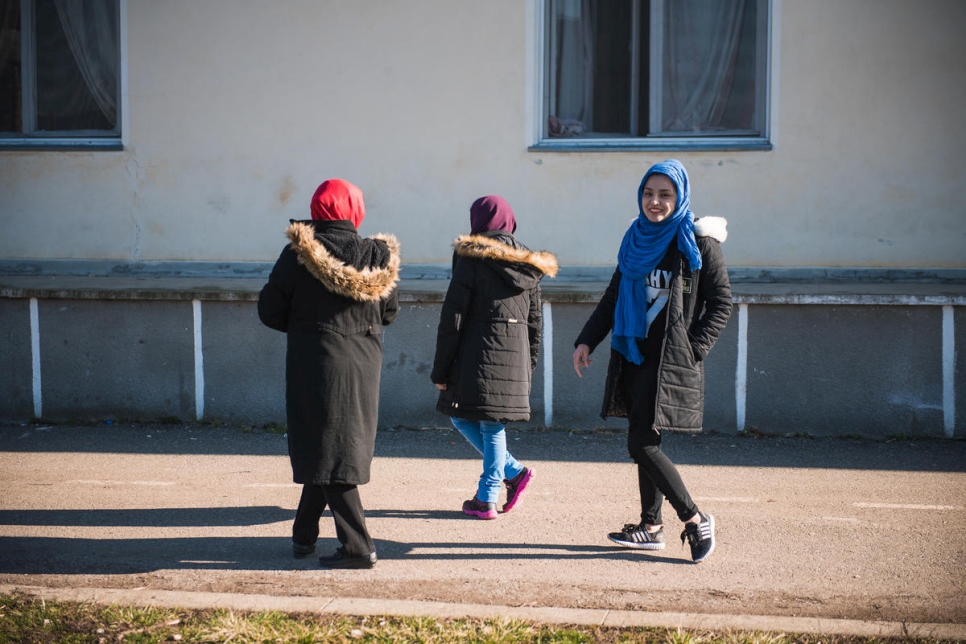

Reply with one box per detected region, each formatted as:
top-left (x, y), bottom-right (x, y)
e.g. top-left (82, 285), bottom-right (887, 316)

top-left (640, 174), bottom-right (677, 223)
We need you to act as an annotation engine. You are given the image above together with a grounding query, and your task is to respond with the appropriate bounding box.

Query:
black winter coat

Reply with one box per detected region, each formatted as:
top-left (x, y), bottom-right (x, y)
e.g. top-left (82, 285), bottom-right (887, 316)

top-left (258, 220), bottom-right (400, 486)
top-left (431, 232), bottom-right (558, 422)
top-left (575, 217), bottom-right (732, 432)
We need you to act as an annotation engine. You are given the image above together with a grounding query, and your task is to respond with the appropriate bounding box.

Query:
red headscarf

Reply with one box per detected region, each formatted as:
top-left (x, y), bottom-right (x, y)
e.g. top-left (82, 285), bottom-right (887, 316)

top-left (310, 179), bottom-right (366, 229)
top-left (470, 195), bottom-right (517, 235)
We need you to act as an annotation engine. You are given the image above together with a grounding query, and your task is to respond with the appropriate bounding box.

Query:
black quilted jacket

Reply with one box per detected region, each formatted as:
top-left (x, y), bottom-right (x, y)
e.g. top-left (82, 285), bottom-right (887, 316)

top-left (431, 232), bottom-right (558, 423)
top-left (575, 221), bottom-right (732, 432)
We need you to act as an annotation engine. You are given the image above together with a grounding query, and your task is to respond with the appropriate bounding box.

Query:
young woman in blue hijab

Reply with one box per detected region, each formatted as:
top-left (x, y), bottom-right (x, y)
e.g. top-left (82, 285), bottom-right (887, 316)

top-left (572, 160), bottom-right (732, 563)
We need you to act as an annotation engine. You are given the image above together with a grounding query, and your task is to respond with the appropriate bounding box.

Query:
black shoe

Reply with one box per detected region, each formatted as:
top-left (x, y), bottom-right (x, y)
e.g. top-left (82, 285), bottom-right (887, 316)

top-left (681, 513), bottom-right (715, 563)
top-left (318, 548), bottom-right (377, 569)
top-left (607, 523), bottom-right (666, 550)
top-left (292, 541), bottom-right (316, 559)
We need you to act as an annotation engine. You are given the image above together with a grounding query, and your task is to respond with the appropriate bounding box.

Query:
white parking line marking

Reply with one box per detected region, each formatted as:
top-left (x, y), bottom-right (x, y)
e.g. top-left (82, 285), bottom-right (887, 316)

top-left (68, 480), bottom-right (175, 486)
top-left (853, 502), bottom-right (963, 511)
top-left (694, 496), bottom-right (759, 503)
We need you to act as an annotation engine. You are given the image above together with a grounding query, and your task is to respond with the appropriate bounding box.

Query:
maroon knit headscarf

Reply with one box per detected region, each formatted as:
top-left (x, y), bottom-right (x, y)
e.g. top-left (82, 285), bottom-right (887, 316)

top-left (469, 195), bottom-right (517, 235)
top-left (310, 179), bottom-right (366, 229)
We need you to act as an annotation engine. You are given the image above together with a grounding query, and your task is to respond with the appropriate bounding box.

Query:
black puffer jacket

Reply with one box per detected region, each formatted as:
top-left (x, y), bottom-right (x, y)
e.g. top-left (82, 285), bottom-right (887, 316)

top-left (575, 217), bottom-right (732, 432)
top-left (431, 232), bottom-right (558, 422)
top-left (258, 219), bottom-right (400, 486)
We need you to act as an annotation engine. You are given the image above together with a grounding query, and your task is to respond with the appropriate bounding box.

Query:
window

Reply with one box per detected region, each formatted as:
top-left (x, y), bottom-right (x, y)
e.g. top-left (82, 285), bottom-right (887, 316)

top-left (0, 0), bottom-right (121, 148)
top-left (538, 0), bottom-right (770, 150)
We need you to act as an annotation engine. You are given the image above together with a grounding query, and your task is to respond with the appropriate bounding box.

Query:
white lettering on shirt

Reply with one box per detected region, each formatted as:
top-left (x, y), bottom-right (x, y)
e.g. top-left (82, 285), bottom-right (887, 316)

top-left (644, 269), bottom-right (672, 337)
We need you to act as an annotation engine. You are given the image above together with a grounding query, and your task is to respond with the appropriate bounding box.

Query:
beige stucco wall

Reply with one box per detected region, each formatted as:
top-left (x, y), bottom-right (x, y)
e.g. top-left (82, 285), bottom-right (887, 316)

top-left (1, 0), bottom-right (963, 268)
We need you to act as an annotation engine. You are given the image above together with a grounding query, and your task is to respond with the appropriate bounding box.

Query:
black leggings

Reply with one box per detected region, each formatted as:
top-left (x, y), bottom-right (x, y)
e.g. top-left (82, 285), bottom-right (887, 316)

top-left (292, 483), bottom-right (375, 557)
top-left (622, 360), bottom-right (700, 526)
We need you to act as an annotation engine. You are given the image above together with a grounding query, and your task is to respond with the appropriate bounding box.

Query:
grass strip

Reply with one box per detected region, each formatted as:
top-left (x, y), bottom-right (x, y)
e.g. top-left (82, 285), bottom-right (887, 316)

top-left (0, 592), bottom-right (955, 644)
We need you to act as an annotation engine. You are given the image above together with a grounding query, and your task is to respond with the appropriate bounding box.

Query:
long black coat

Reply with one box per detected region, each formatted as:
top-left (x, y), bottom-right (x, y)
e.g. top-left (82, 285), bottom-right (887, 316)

top-left (575, 217), bottom-right (732, 432)
top-left (258, 220), bottom-right (400, 486)
top-left (431, 232), bottom-right (558, 422)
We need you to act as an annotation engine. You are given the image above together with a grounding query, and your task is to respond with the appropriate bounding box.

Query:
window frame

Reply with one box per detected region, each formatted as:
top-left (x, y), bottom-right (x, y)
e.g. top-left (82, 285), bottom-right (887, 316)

top-left (527, 0), bottom-right (775, 152)
top-left (0, 0), bottom-right (125, 150)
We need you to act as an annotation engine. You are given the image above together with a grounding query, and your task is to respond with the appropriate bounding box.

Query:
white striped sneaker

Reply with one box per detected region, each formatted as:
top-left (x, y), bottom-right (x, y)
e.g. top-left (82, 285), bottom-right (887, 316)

top-left (681, 513), bottom-right (715, 563)
top-left (607, 523), bottom-right (666, 550)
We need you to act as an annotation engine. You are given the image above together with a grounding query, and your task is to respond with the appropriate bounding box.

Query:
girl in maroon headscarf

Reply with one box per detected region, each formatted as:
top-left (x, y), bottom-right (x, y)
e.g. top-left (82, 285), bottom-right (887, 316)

top-left (259, 179), bottom-right (400, 568)
top-left (431, 196), bottom-right (558, 519)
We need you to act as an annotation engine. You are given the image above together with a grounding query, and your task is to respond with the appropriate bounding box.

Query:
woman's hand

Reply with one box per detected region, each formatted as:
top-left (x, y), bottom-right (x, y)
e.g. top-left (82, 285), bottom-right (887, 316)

top-left (435, 383), bottom-right (447, 391)
top-left (573, 344), bottom-right (592, 378)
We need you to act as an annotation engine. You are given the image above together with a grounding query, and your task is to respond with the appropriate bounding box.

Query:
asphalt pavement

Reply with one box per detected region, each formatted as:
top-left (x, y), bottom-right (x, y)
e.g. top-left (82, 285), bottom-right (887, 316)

top-left (1, 421), bottom-right (964, 639)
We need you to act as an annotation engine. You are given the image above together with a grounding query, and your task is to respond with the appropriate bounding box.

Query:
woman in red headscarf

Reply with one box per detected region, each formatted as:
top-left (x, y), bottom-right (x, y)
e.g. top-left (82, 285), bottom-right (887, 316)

top-left (259, 179), bottom-right (400, 569)
top-left (431, 196), bottom-right (558, 519)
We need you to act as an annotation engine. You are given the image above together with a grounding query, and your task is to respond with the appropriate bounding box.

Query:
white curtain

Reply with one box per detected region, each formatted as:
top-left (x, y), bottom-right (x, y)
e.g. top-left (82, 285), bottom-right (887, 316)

top-left (663, 0), bottom-right (745, 132)
top-left (552, 0), bottom-right (593, 126)
top-left (53, 0), bottom-right (118, 125)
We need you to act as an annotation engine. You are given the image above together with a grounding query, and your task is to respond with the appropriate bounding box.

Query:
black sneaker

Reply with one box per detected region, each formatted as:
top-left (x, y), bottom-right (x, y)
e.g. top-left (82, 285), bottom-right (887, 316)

top-left (607, 523), bottom-right (666, 550)
top-left (681, 513), bottom-right (715, 563)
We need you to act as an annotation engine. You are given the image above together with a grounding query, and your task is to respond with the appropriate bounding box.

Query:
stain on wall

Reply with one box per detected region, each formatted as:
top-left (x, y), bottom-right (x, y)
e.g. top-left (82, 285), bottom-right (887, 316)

top-left (278, 176), bottom-right (296, 206)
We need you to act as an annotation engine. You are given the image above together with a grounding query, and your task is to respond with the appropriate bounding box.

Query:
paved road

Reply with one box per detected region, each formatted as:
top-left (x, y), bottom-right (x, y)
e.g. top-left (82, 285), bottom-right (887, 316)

top-left (0, 422), bottom-right (964, 633)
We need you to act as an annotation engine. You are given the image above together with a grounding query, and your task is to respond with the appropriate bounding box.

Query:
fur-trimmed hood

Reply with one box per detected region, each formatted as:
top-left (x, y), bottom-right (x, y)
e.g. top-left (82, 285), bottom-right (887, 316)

top-left (694, 216), bottom-right (728, 243)
top-left (286, 221), bottom-right (401, 302)
top-left (453, 233), bottom-right (558, 293)
top-left (454, 234), bottom-right (559, 277)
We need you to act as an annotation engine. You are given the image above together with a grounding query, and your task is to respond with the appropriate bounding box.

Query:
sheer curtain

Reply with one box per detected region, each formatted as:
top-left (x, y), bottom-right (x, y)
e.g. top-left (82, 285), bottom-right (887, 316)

top-left (663, 0), bottom-right (746, 132)
top-left (53, 0), bottom-right (118, 126)
top-left (550, 0), bottom-right (593, 133)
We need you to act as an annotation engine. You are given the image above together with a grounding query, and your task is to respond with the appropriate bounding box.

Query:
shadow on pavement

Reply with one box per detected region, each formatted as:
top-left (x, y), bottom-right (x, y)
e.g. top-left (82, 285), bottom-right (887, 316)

top-left (0, 508), bottom-right (470, 527)
top-left (0, 506), bottom-right (293, 527)
top-left (0, 535), bottom-right (686, 574)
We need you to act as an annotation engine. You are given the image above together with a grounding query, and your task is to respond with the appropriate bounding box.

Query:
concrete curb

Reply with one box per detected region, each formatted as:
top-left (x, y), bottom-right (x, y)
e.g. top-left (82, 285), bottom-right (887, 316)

top-left (3, 584), bottom-right (963, 640)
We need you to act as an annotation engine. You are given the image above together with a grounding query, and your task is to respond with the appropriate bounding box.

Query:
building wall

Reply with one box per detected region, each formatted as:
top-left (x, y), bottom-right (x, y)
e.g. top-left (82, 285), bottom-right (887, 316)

top-left (1, 0), bottom-right (964, 269)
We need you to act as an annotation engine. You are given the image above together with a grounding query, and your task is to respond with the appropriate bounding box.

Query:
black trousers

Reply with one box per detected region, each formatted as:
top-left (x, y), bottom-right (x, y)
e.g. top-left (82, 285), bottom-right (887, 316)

top-left (621, 359), bottom-right (700, 526)
top-left (292, 483), bottom-right (375, 557)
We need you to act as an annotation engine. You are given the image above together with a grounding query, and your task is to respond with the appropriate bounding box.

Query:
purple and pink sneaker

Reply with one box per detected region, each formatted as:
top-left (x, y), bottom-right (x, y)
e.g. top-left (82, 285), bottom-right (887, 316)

top-left (462, 495), bottom-right (498, 519)
top-left (503, 467), bottom-right (535, 513)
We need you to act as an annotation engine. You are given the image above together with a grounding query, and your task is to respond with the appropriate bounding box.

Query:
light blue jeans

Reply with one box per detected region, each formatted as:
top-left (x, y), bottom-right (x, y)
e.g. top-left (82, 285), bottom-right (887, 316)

top-left (450, 417), bottom-right (525, 504)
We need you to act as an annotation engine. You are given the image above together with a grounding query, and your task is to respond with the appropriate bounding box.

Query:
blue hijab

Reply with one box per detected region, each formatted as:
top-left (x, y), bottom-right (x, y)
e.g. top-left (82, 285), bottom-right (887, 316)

top-left (612, 159), bottom-right (702, 365)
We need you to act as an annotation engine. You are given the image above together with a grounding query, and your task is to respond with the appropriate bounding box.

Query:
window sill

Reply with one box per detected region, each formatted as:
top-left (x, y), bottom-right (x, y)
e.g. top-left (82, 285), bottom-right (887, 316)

top-left (528, 138), bottom-right (773, 153)
top-left (0, 138), bottom-right (123, 151)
